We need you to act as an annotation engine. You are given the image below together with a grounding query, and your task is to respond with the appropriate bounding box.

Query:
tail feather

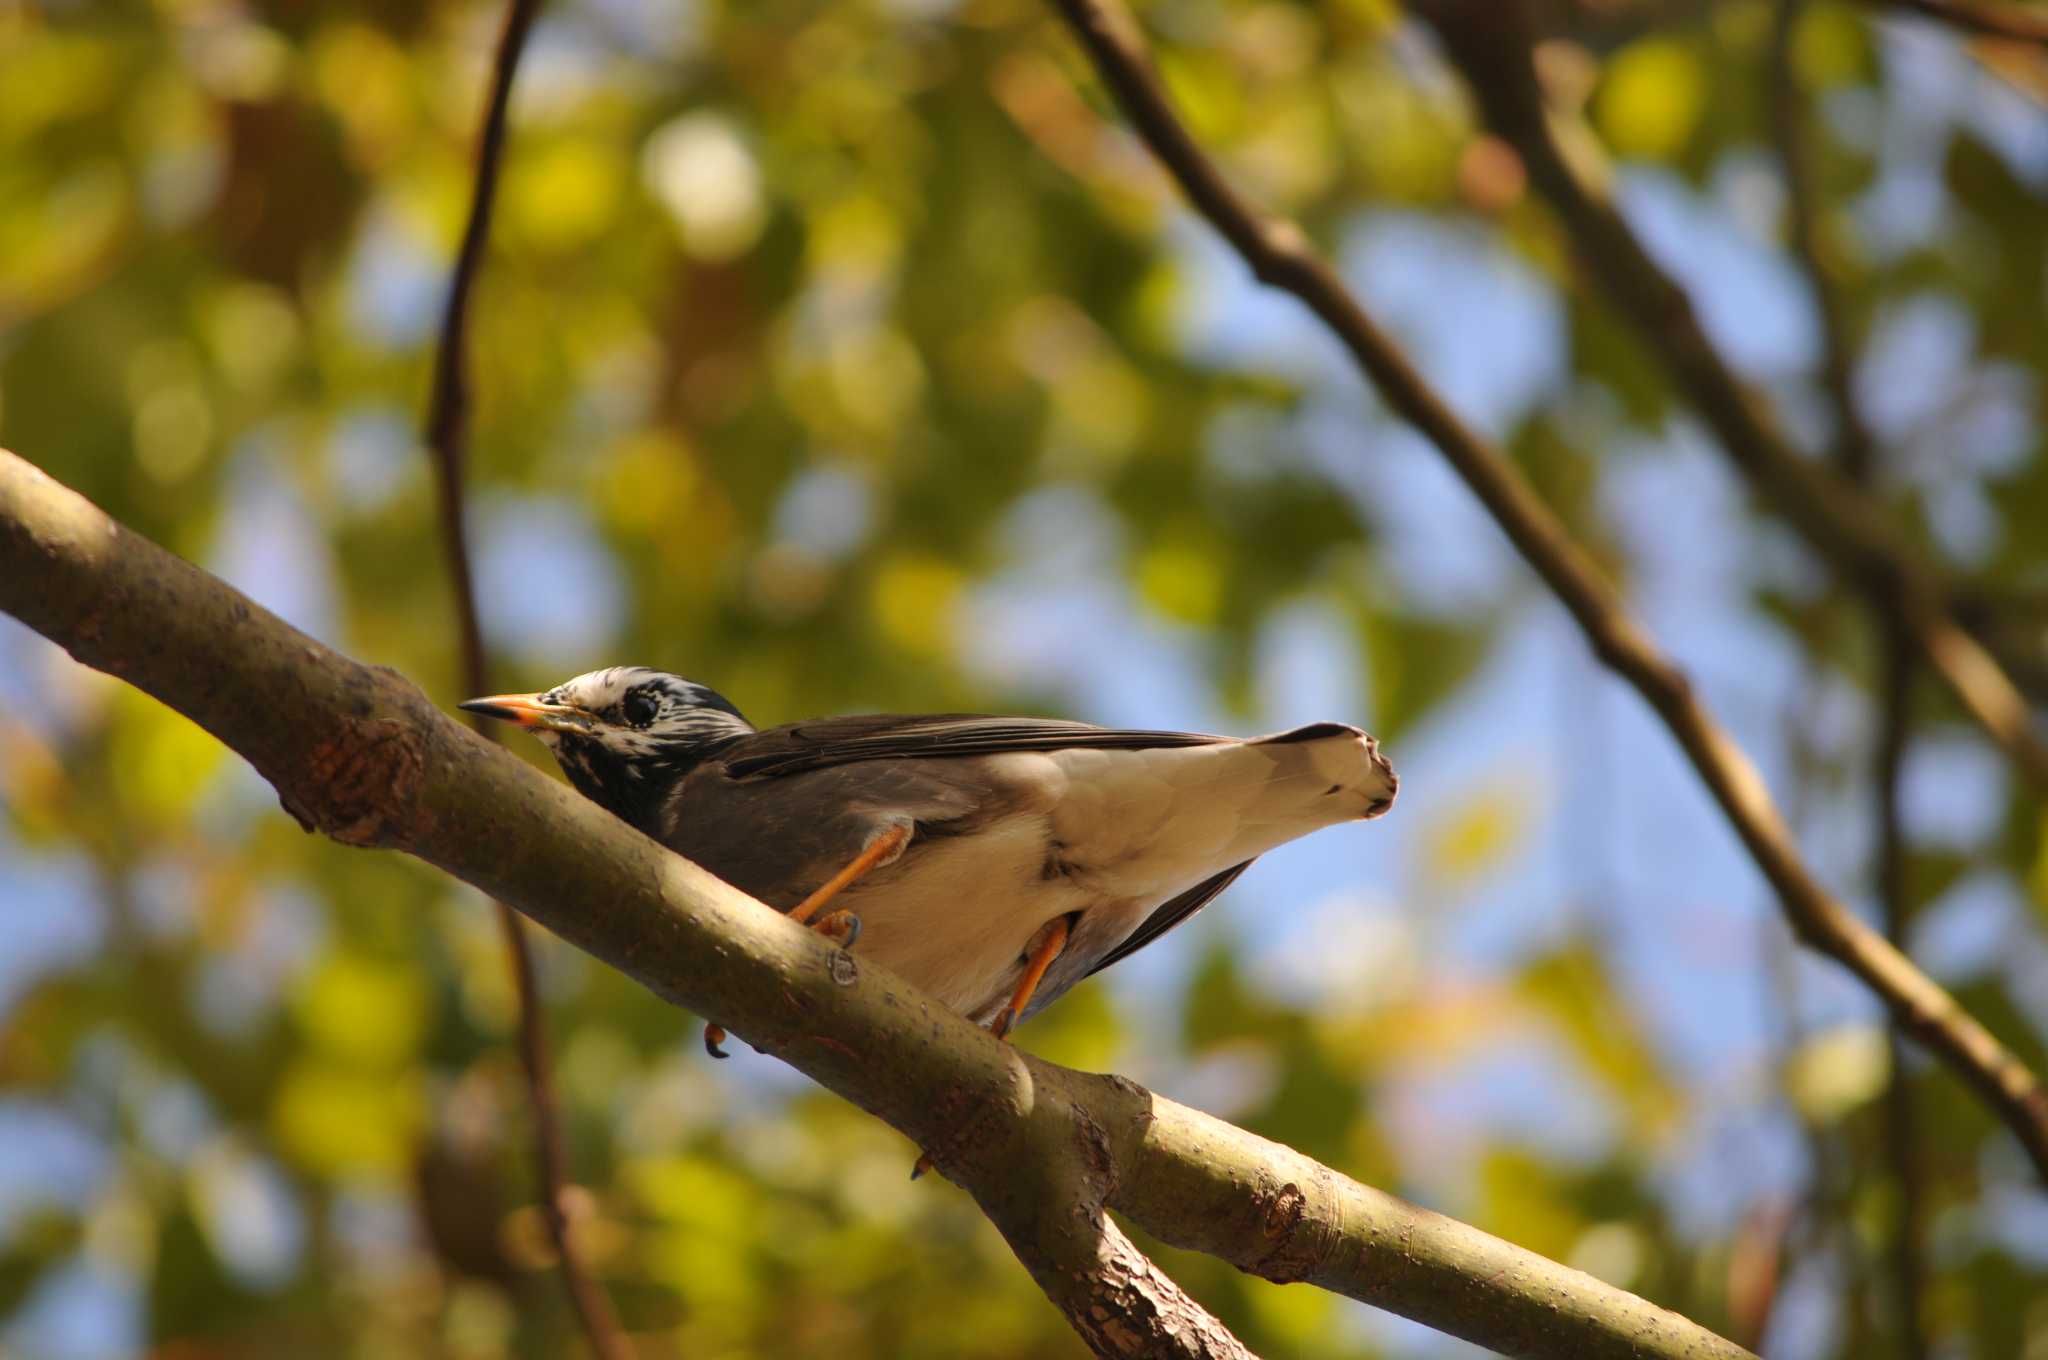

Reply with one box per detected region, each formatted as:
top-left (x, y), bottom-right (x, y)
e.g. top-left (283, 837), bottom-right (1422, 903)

top-left (1251, 721), bottom-right (1398, 819)
top-left (1251, 720), bottom-right (1359, 745)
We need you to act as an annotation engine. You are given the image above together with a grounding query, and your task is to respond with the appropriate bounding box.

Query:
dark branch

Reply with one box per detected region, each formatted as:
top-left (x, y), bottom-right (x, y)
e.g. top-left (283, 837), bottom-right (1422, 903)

top-left (419, 2), bottom-right (631, 1355)
top-left (0, 446), bottom-right (1758, 1360)
top-left (1769, 0), bottom-right (1878, 480)
top-left (1421, 0), bottom-right (2048, 794)
top-left (1875, 628), bottom-right (1931, 1359)
top-left (424, 0), bottom-right (536, 688)
top-left (1869, 0), bottom-right (2048, 43)
top-left (1041, 0), bottom-right (2048, 1180)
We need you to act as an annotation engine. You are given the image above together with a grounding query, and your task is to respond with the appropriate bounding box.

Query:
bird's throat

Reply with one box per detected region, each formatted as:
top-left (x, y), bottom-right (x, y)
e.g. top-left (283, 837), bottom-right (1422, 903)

top-left (553, 743), bottom-right (676, 836)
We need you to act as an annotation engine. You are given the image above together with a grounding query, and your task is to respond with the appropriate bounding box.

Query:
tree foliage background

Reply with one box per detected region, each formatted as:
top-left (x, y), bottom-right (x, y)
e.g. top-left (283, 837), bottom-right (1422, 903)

top-left (3, 0), bottom-right (2047, 1355)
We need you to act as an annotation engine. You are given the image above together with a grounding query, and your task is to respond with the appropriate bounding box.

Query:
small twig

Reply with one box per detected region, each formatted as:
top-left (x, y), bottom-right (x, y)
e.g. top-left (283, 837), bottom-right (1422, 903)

top-left (1422, 0), bottom-right (2048, 791)
top-left (421, 1), bottom-right (632, 1355)
top-left (425, 0), bottom-right (533, 689)
top-left (1769, 0), bottom-right (1878, 481)
top-left (1043, 0), bottom-right (2048, 1180)
top-left (1875, 625), bottom-right (1931, 1360)
top-left (1870, 0), bottom-right (2048, 43)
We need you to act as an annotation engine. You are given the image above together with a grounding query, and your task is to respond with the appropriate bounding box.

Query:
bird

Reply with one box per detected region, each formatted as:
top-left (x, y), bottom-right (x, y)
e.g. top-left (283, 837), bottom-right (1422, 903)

top-left (463, 667), bottom-right (1397, 1066)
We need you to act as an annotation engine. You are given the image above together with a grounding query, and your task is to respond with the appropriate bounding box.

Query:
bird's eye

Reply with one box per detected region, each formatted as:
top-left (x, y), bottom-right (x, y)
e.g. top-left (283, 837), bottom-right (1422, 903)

top-left (621, 690), bottom-right (659, 728)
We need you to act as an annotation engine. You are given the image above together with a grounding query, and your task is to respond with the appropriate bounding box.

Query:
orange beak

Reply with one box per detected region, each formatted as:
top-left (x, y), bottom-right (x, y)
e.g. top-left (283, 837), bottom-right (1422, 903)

top-left (458, 693), bottom-right (597, 735)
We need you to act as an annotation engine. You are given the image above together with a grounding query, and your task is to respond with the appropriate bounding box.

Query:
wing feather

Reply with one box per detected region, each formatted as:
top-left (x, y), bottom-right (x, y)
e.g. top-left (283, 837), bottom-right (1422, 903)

top-left (720, 713), bottom-right (1228, 780)
top-left (1083, 859), bottom-right (1255, 980)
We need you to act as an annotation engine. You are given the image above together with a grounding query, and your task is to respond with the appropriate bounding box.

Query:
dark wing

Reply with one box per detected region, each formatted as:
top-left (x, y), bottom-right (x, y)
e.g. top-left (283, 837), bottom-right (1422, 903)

top-left (1084, 859), bottom-right (1255, 980)
top-left (720, 713), bottom-right (1228, 780)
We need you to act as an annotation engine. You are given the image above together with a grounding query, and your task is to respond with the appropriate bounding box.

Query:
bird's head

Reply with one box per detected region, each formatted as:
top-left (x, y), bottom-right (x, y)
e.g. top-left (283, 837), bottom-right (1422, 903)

top-left (462, 667), bottom-right (753, 831)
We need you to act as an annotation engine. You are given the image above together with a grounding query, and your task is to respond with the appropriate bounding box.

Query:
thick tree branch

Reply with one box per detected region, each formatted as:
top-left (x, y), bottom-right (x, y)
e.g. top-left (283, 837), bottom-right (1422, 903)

top-left (1420, 0), bottom-right (2048, 793)
top-left (1038, 0), bottom-right (2048, 1179)
top-left (417, 3), bottom-right (632, 1354)
top-left (0, 446), bottom-right (1755, 1359)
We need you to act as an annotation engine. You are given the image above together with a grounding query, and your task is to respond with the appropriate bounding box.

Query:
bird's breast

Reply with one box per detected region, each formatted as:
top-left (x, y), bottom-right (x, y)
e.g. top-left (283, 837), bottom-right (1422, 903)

top-left (837, 809), bottom-right (1101, 1021)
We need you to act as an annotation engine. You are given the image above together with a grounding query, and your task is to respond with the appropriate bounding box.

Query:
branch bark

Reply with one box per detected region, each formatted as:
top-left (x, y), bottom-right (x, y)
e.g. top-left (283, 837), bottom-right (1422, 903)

top-left (1039, 0), bottom-right (2048, 1180)
top-left (1419, 0), bottom-right (2048, 793)
top-left (1769, 0), bottom-right (1877, 481)
top-left (0, 445), bottom-right (1755, 1359)
top-left (417, 3), bottom-right (633, 1354)
top-left (1875, 628), bottom-right (1931, 1359)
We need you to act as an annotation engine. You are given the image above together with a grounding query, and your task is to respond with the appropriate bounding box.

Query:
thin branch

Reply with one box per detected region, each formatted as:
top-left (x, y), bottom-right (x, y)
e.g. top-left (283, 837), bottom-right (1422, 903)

top-left (419, 2), bottom-right (631, 1356)
top-left (1782, 34), bottom-right (1934, 1320)
top-left (0, 446), bottom-right (1757, 1360)
top-left (1420, 0), bottom-right (2048, 793)
top-left (425, 0), bottom-right (533, 688)
top-left (1769, 0), bottom-right (1878, 481)
top-left (1774, 25), bottom-right (1937, 1334)
top-left (1868, 0), bottom-right (2048, 44)
top-left (1038, 0), bottom-right (2048, 1178)
top-left (1875, 626), bottom-right (1931, 1360)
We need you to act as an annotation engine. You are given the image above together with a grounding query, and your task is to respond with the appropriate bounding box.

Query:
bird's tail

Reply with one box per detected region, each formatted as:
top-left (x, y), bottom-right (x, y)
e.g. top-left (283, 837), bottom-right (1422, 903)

top-left (1249, 722), bottom-right (1398, 820)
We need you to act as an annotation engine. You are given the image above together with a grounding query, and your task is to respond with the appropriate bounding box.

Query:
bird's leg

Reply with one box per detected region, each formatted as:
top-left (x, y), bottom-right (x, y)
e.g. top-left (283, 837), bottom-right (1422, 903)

top-left (912, 915), bottom-right (1072, 1179)
top-left (989, 915), bottom-right (1071, 1040)
top-left (788, 823), bottom-right (909, 925)
top-left (702, 825), bottom-right (907, 1059)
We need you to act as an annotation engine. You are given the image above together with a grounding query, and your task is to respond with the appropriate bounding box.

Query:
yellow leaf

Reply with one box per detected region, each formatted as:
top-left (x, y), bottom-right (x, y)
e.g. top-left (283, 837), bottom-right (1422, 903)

top-left (1785, 1023), bottom-right (1890, 1122)
top-left (596, 430), bottom-right (700, 538)
top-left (1794, 3), bottom-right (1869, 89)
top-left (271, 1061), bottom-right (422, 1178)
top-left (1596, 39), bottom-right (1706, 161)
top-left (1156, 51), bottom-right (1243, 144)
top-left (1244, 1273), bottom-right (1335, 1348)
top-left (504, 140), bottom-right (627, 253)
top-left (869, 554), bottom-right (964, 657)
top-left (107, 687), bottom-right (223, 829)
top-left (1423, 785), bottom-right (1526, 886)
top-left (1480, 1150), bottom-right (1583, 1259)
top-left (1136, 535), bottom-right (1224, 626)
top-left (1568, 1221), bottom-right (1648, 1288)
top-left (1520, 948), bottom-right (1681, 1139)
top-left (625, 1155), bottom-right (753, 1229)
top-left (2027, 811), bottom-right (2048, 916)
top-left (291, 953), bottom-right (428, 1068)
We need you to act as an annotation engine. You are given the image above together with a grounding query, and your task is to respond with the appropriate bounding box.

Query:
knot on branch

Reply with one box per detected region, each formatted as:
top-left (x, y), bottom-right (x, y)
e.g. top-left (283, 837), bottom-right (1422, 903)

top-left (279, 717), bottom-right (426, 848)
top-left (1249, 1173), bottom-right (1336, 1284)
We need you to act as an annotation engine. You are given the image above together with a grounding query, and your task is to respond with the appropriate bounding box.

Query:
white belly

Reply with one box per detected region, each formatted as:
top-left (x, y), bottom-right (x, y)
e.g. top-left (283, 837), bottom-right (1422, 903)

top-left (837, 811), bottom-right (1093, 1019)
top-left (826, 730), bottom-right (1386, 1021)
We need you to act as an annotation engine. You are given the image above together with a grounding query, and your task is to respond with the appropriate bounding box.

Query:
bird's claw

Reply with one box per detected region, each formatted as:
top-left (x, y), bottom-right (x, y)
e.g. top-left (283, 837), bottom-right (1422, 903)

top-left (703, 909), bottom-right (860, 1064)
top-left (815, 909), bottom-right (862, 950)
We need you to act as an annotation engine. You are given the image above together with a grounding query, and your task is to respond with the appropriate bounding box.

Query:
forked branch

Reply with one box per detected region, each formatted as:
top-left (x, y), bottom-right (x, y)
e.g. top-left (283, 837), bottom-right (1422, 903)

top-left (1420, 0), bottom-right (2048, 791)
top-left (1038, 0), bottom-right (2048, 1178)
